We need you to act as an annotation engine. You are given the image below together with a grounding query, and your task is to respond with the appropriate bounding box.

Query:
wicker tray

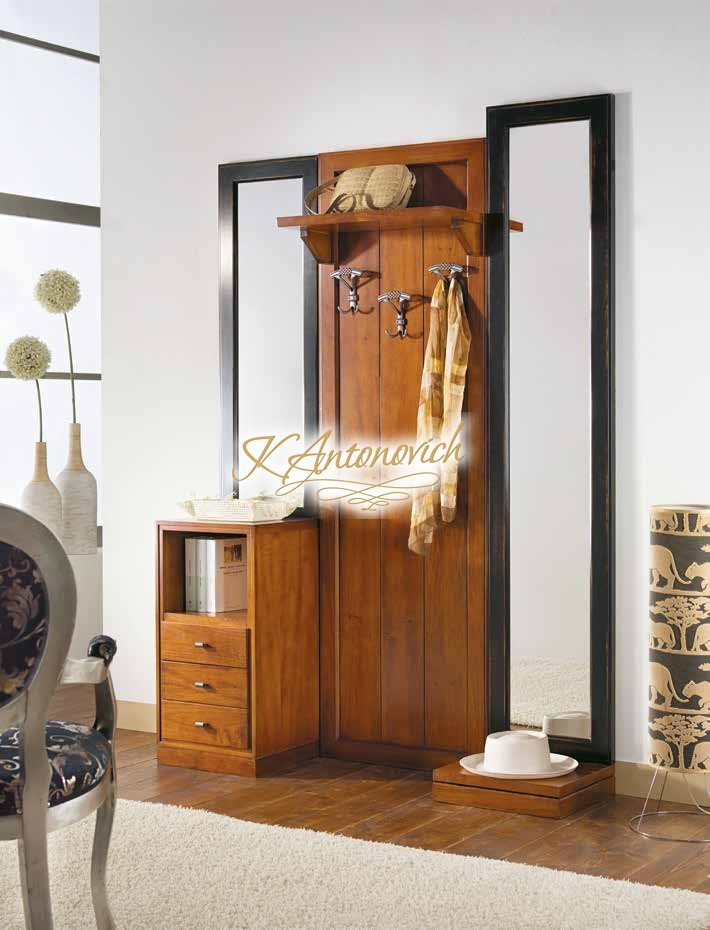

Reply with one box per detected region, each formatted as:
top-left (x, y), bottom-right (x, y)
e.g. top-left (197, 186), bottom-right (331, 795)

top-left (179, 495), bottom-right (298, 523)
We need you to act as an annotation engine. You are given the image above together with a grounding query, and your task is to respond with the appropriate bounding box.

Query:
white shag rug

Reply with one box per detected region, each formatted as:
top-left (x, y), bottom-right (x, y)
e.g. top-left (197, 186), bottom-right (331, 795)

top-left (0, 800), bottom-right (708, 930)
top-left (510, 655), bottom-right (591, 728)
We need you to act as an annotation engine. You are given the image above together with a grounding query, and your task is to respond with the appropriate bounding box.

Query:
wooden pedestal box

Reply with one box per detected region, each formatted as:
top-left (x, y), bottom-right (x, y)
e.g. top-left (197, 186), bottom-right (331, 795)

top-left (432, 761), bottom-right (615, 819)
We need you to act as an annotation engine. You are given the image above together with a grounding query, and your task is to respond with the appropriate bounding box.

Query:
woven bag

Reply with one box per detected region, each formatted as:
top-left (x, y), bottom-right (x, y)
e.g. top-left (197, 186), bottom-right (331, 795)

top-left (304, 164), bottom-right (416, 215)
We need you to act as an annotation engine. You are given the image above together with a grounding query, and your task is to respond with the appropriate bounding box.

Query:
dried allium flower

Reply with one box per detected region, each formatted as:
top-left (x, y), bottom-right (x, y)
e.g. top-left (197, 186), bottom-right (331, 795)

top-left (4, 336), bottom-right (51, 380)
top-left (35, 268), bottom-right (81, 421)
top-left (34, 269), bottom-right (81, 314)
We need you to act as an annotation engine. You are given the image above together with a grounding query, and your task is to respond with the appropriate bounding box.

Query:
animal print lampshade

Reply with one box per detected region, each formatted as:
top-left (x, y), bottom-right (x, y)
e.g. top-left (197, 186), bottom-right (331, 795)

top-left (649, 505), bottom-right (710, 772)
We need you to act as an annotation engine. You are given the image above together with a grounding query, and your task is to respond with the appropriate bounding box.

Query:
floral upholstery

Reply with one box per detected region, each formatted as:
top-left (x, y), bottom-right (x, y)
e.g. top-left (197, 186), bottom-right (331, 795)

top-left (0, 721), bottom-right (111, 816)
top-left (0, 542), bottom-right (48, 707)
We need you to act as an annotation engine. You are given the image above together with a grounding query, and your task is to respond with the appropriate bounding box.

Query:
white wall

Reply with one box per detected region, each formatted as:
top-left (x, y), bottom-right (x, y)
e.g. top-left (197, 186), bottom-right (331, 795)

top-left (101, 0), bottom-right (710, 762)
top-left (68, 552), bottom-right (102, 659)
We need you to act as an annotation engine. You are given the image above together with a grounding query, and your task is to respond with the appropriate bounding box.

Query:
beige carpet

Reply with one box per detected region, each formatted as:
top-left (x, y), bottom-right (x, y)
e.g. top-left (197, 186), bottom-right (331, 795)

top-left (0, 800), bottom-right (708, 930)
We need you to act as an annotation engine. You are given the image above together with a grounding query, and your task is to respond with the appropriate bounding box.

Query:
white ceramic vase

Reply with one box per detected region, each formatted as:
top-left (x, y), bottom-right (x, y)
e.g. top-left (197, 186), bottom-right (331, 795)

top-left (56, 422), bottom-right (97, 554)
top-left (20, 441), bottom-right (62, 537)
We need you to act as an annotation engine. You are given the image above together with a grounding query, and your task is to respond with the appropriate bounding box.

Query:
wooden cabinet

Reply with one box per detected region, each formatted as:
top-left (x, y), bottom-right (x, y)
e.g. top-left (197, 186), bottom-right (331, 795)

top-left (156, 518), bottom-right (318, 776)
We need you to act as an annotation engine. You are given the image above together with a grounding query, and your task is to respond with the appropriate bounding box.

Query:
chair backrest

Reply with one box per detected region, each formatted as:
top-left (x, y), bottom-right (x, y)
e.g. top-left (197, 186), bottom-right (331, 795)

top-left (0, 505), bottom-right (76, 732)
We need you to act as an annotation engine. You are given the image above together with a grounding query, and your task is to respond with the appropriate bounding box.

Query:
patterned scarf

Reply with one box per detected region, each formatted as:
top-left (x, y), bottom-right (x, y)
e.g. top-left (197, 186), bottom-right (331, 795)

top-left (408, 278), bottom-right (470, 556)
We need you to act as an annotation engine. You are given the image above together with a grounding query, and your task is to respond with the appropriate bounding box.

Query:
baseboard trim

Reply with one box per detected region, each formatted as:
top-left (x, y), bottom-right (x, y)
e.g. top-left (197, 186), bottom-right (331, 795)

top-left (615, 761), bottom-right (710, 803)
top-left (117, 700), bottom-right (157, 733)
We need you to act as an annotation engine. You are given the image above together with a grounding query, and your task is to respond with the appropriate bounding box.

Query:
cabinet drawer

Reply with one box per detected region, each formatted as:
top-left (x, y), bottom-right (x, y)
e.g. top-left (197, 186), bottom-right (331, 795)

top-left (161, 621), bottom-right (248, 667)
top-left (161, 700), bottom-right (249, 748)
top-left (161, 661), bottom-right (248, 708)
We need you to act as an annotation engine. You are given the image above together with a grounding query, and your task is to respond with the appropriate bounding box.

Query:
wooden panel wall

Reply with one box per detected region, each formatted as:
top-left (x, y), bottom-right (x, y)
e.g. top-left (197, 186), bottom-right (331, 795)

top-left (253, 520), bottom-right (319, 759)
top-left (379, 225), bottom-right (425, 748)
top-left (319, 140), bottom-right (487, 769)
top-left (338, 230), bottom-right (381, 743)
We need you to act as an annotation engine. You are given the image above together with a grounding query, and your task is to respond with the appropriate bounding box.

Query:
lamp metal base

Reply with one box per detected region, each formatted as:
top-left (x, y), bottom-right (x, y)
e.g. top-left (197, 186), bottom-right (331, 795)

top-left (629, 765), bottom-right (710, 843)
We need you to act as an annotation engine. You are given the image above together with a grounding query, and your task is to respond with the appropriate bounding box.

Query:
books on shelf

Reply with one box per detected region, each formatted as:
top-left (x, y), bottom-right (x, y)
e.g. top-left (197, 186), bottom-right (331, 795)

top-left (185, 536), bottom-right (198, 611)
top-left (184, 537), bottom-right (247, 614)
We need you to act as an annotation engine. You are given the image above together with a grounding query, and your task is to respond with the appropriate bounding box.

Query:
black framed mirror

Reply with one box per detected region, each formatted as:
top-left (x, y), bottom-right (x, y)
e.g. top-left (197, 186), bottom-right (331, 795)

top-left (486, 94), bottom-right (615, 763)
top-left (218, 155), bottom-right (318, 506)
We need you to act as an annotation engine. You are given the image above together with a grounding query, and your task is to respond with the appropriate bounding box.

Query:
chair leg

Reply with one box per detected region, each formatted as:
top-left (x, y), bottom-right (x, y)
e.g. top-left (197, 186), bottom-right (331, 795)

top-left (91, 778), bottom-right (117, 930)
top-left (17, 817), bottom-right (54, 930)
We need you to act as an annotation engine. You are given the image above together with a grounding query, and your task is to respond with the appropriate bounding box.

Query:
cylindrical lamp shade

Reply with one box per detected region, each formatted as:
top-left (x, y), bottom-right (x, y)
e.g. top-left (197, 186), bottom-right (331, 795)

top-left (649, 505), bottom-right (710, 771)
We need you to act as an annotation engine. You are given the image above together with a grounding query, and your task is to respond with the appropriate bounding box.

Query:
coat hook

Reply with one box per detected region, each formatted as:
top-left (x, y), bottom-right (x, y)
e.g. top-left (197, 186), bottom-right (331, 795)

top-left (428, 262), bottom-right (464, 289)
top-left (379, 290), bottom-right (413, 339)
top-left (331, 266), bottom-right (366, 314)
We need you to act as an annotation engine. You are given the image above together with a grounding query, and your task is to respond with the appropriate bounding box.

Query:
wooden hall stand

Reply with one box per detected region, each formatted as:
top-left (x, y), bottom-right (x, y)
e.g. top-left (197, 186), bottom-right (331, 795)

top-left (156, 518), bottom-right (318, 776)
top-left (160, 138), bottom-right (521, 779)
top-left (301, 139), bottom-right (499, 771)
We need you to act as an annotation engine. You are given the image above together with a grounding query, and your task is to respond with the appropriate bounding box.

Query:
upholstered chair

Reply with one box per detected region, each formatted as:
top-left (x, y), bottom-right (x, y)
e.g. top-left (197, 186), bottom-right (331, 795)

top-left (0, 504), bottom-right (118, 930)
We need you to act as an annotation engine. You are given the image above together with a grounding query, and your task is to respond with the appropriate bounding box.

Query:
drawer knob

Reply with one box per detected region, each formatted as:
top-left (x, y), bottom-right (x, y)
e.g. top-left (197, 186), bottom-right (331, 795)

top-left (193, 681), bottom-right (208, 689)
top-left (193, 641), bottom-right (210, 649)
top-left (194, 721), bottom-right (209, 728)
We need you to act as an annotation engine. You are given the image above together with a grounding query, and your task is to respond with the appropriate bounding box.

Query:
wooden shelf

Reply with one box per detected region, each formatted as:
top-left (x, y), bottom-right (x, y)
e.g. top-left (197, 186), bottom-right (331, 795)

top-left (277, 206), bottom-right (523, 264)
top-left (156, 517), bottom-right (314, 536)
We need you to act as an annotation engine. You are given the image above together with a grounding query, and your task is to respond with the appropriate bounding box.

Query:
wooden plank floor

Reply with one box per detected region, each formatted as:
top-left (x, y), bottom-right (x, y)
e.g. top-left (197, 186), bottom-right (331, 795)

top-left (50, 686), bottom-right (710, 893)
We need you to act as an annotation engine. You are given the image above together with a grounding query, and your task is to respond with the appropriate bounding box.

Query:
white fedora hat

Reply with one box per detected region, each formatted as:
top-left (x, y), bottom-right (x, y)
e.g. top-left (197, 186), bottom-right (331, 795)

top-left (460, 730), bottom-right (578, 780)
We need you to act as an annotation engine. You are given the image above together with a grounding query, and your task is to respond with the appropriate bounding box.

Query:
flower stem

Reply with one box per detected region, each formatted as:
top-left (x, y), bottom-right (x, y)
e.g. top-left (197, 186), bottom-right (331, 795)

top-left (35, 379), bottom-right (43, 442)
top-left (63, 311), bottom-right (76, 423)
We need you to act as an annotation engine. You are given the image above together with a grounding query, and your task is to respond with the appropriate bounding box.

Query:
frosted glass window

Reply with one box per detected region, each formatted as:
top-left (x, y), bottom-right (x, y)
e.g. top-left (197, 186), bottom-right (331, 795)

top-left (0, 215), bottom-right (100, 371)
top-left (0, 378), bottom-right (102, 522)
top-left (0, 40), bottom-right (99, 203)
top-left (1, 1), bottom-right (99, 55)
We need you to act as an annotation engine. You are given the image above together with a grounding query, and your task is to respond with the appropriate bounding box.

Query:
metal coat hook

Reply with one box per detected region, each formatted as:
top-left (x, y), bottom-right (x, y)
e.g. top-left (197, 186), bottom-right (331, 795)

top-left (379, 290), bottom-right (415, 339)
top-left (331, 266), bottom-right (366, 314)
top-left (428, 262), bottom-right (464, 289)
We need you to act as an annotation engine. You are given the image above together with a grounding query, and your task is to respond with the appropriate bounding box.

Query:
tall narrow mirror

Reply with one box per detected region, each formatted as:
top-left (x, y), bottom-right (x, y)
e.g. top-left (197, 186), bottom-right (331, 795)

top-left (237, 178), bottom-right (304, 500)
top-left (509, 121), bottom-right (592, 736)
top-left (219, 156), bottom-right (318, 504)
top-left (487, 95), bottom-right (614, 763)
